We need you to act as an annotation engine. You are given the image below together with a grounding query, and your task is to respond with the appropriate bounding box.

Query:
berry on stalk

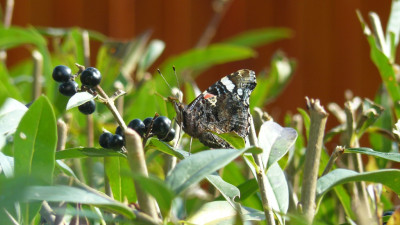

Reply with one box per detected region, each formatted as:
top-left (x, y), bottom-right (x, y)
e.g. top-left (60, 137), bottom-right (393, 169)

top-left (52, 65), bottom-right (72, 83)
top-left (128, 119), bottom-right (146, 137)
top-left (80, 67), bottom-right (102, 87)
top-left (59, 81), bottom-right (78, 96)
top-left (99, 132), bottom-right (113, 148)
top-left (158, 128), bottom-right (176, 142)
top-left (78, 99), bottom-right (96, 115)
top-left (153, 116), bottom-right (171, 137)
top-left (109, 134), bottom-right (124, 150)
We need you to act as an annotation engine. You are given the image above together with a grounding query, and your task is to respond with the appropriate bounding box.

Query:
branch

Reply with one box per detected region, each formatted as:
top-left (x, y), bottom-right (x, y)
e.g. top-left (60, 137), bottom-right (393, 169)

top-left (300, 97), bottom-right (328, 223)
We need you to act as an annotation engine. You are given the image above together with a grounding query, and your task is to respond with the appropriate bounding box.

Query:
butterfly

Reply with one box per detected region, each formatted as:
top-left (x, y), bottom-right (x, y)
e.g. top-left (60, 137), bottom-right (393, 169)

top-left (171, 69), bottom-right (257, 148)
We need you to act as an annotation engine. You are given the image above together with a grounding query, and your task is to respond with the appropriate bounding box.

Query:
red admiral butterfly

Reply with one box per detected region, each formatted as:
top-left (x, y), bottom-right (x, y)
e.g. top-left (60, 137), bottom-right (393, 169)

top-left (171, 69), bottom-right (257, 148)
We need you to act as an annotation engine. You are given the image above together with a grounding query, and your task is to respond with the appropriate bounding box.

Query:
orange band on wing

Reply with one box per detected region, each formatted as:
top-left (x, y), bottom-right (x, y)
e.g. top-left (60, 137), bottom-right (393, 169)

top-left (203, 93), bottom-right (215, 99)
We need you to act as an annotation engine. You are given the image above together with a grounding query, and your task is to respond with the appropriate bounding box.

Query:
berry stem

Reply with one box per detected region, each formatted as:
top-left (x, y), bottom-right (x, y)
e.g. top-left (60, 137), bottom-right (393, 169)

top-left (95, 85), bottom-right (128, 131)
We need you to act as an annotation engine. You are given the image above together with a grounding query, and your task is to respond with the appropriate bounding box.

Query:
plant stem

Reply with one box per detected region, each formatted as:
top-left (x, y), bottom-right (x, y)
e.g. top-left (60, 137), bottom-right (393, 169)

top-left (95, 85), bottom-right (127, 130)
top-left (125, 128), bottom-right (159, 219)
top-left (56, 119), bottom-right (68, 151)
top-left (249, 116), bottom-right (275, 225)
top-left (300, 97), bottom-right (328, 224)
top-left (32, 50), bottom-right (43, 101)
top-left (195, 0), bottom-right (233, 48)
top-left (322, 146), bottom-right (344, 176)
top-left (0, 0), bottom-right (14, 63)
top-left (343, 102), bottom-right (373, 225)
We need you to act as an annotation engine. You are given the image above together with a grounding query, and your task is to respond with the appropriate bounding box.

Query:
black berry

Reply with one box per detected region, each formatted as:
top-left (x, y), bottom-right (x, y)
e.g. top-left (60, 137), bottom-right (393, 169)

top-left (52, 65), bottom-right (72, 83)
top-left (158, 128), bottom-right (176, 142)
top-left (128, 119), bottom-right (146, 137)
top-left (99, 132), bottom-right (113, 148)
top-left (115, 126), bottom-right (123, 136)
top-left (109, 134), bottom-right (124, 150)
top-left (59, 81), bottom-right (78, 96)
top-left (143, 117), bottom-right (153, 133)
top-left (153, 116), bottom-right (171, 137)
top-left (80, 67), bottom-right (102, 87)
top-left (78, 99), bottom-right (96, 115)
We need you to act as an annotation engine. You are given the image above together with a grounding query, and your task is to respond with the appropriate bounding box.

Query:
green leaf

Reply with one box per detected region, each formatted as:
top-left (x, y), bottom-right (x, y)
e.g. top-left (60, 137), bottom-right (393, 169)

top-left (0, 63), bottom-right (22, 102)
top-left (317, 169), bottom-right (400, 198)
top-left (133, 175), bottom-right (174, 218)
top-left (237, 178), bottom-right (258, 201)
top-left (13, 96), bottom-right (57, 223)
top-left (297, 108), bottom-right (310, 139)
top-left (258, 121), bottom-right (297, 169)
top-left (386, 0), bottom-right (400, 59)
top-left (0, 26), bottom-right (46, 50)
top-left (145, 138), bottom-right (185, 159)
top-left (66, 92), bottom-right (96, 110)
top-left (250, 52), bottom-right (295, 108)
top-left (187, 201), bottom-right (264, 224)
top-left (13, 96), bottom-right (56, 183)
top-left (266, 163), bottom-right (289, 215)
top-left (104, 157), bottom-right (136, 203)
top-left (24, 185), bottom-right (135, 219)
top-left (206, 173), bottom-right (240, 208)
top-left (56, 147), bottom-right (126, 160)
top-left (345, 147), bottom-right (400, 163)
top-left (224, 28), bottom-right (292, 48)
top-left (138, 39), bottom-right (165, 72)
top-left (333, 185), bottom-right (356, 220)
top-left (212, 132), bottom-right (245, 149)
top-left (159, 44), bottom-right (255, 79)
top-left (364, 30), bottom-right (400, 118)
top-left (165, 147), bottom-right (250, 195)
top-left (0, 98), bottom-right (27, 135)
top-left (356, 98), bottom-right (384, 135)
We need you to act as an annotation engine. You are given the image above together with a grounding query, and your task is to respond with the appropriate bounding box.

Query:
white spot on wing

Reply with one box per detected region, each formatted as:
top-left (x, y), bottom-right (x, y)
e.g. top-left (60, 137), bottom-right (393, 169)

top-left (237, 88), bottom-right (243, 96)
top-left (221, 76), bottom-right (235, 92)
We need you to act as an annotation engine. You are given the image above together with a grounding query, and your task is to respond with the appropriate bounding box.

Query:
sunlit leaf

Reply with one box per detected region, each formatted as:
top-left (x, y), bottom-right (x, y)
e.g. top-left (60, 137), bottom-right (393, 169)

top-left (317, 169), bottom-right (400, 198)
top-left (345, 147), bottom-right (400, 163)
top-left (56, 147), bottom-right (125, 160)
top-left (66, 92), bottom-right (96, 110)
top-left (24, 185), bottom-right (135, 219)
top-left (166, 147), bottom-right (250, 195)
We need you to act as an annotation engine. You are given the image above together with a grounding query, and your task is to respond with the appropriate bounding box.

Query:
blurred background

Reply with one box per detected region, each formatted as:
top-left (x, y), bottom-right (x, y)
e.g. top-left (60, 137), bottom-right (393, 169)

top-left (1, 0), bottom-right (392, 123)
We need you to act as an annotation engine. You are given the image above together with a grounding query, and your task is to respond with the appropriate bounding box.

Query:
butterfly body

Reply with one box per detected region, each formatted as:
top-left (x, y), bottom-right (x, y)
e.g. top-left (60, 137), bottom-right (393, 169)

top-left (173, 69), bottom-right (257, 148)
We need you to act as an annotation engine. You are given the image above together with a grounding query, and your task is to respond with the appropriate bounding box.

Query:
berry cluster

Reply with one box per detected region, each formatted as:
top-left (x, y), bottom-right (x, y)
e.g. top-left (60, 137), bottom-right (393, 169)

top-left (98, 116), bottom-right (176, 151)
top-left (52, 65), bottom-right (102, 115)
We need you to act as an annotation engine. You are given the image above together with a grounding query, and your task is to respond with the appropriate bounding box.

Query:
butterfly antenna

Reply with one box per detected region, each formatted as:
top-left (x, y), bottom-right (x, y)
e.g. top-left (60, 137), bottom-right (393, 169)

top-left (158, 69), bottom-right (173, 91)
top-left (172, 66), bottom-right (180, 89)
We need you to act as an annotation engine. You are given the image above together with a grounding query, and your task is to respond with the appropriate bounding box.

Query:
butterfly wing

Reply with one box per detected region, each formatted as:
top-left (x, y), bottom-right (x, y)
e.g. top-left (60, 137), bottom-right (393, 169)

top-left (178, 69), bottom-right (256, 148)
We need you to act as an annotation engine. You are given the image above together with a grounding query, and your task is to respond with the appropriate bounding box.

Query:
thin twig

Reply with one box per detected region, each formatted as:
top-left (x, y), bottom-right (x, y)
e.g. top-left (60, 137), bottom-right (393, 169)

top-left (322, 146), bottom-right (345, 176)
top-left (249, 116), bottom-right (275, 225)
top-left (32, 50), bottom-right (43, 101)
top-left (195, 0), bottom-right (234, 48)
top-left (0, 0), bottom-right (14, 63)
top-left (300, 97), bottom-right (328, 224)
top-left (344, 102), bottom-right (373, 224)
top-left (56, 119), bottom-right (68, 151)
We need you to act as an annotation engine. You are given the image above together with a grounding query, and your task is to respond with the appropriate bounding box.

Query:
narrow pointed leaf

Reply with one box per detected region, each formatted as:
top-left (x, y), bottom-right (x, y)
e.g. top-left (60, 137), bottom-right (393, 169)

top-left (317, 169), bottom-right (400, 198)
top-left (24, 185), bottom-right (135, 219)
top-left (56, 147), bottom-right (125, 159)
top-left (13, 96), bottom-right (57, 223)
top-left (345, 147), bottom-right (400, 162)
top-left (165, 147), bottom-right (250, 195)
top-left (66, 92), bottom-right (96, 110)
